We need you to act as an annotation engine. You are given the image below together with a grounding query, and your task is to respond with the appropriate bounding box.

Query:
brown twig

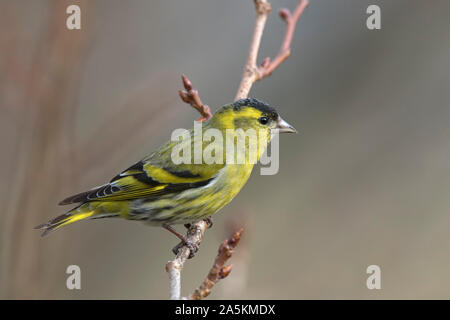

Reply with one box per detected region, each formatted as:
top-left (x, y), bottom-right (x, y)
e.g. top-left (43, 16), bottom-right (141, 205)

top-left (235, 0), bottom-right (308, 100)
top-left (178, 74), bottom-right (212, 122)
top-left (189, 228), bottom-right (243, 300)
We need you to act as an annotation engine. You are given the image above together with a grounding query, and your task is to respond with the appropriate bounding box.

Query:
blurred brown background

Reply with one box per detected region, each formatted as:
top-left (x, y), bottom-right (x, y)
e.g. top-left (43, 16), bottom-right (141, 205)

top-left (1, 0), bottom-right (450, 299)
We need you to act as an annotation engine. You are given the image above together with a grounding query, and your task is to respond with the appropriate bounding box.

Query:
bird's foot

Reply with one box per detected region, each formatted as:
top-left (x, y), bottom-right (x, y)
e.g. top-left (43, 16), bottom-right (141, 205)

top-left (171, 220), bottom-right (210, 258)
top-left (185, 218), bottom-right (212, 229)
top-left (203, 217), bottom-right (213, 228)
top-left (172, 239), bottom-right (199, 259)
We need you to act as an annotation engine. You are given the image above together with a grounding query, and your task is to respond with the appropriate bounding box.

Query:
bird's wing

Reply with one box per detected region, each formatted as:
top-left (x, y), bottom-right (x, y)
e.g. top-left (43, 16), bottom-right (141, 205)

top-left (59, 128), bottom-right (226, 205)
top-left (58, 160), bottom-right (220, 205)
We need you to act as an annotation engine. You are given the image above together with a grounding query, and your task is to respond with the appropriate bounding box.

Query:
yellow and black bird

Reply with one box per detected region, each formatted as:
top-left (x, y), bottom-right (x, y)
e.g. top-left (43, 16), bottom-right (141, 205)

top-left (36, 98), bottom-right (296, 252)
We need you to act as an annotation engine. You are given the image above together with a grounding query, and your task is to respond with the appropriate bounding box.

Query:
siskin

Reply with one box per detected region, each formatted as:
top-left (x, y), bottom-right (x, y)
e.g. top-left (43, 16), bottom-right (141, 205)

top-left (36, 98), bottom-right (296, 253)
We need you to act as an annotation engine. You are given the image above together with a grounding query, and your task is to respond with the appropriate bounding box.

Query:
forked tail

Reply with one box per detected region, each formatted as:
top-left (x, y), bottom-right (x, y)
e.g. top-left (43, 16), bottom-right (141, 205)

top-left (34, 206), bottom-right (95, 237)
top-left (35, 201), bottom-right (125, 236)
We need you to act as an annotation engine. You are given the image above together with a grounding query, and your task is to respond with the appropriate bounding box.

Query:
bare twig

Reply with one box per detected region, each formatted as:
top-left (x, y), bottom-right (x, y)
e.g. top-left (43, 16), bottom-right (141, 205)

top-left (235, 0), bottom-right (272, 100)
top-left (221, 211), bottom-right (252, 296)
top-left (189, 228), bottom-right (243, 300)
top-left (167, 0), bottom-right (308, 300)
top-left (178, 74), bottom-right (212, 122)
top-left (235, 0), bottom-right (308, 100)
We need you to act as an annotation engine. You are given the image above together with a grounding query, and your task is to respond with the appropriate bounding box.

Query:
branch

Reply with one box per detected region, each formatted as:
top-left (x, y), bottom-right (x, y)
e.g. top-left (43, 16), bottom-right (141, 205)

top-left (189, 228), bottom-right (243, 300)
top-left (178, 74), bottom-right (212, 122)
top-left (235, 0), bottom-right (309, 100)
top-left (165, 221), bottom-right (208, 300)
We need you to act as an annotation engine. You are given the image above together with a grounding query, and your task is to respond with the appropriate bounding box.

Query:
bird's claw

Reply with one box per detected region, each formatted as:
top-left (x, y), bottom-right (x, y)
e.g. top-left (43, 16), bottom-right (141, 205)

top-left (185, 241), bottom-right (199, 258)
top-left (173, 219), bottom-right (210, 257)
top-left (204, 217), bottom-right (213, 229)
top-left (185, 218), bottom-right (212, 230)
top-left (172, 240), bottom-right (199, 259)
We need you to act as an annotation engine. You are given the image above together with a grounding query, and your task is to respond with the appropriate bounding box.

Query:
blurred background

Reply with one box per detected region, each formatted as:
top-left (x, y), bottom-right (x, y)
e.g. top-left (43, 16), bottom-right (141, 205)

top-left (1, 0), bottom-right (450, 299)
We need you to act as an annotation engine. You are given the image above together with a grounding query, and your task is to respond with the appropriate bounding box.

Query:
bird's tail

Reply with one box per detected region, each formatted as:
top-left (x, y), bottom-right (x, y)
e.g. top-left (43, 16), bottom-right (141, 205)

top-left (35, 205), bottom-right (95, 237)
top-left (35, 202), bottom-right (124, 236)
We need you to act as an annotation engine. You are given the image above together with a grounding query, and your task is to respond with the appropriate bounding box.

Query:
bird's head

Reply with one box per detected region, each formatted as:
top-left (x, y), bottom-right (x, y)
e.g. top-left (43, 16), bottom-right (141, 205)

top-left (210, 98), bottom-right (297, 135)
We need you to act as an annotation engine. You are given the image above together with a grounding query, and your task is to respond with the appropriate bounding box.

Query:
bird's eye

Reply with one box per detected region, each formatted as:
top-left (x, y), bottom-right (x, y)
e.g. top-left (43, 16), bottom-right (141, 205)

top-left (258, 117), bottom-right (269, 125)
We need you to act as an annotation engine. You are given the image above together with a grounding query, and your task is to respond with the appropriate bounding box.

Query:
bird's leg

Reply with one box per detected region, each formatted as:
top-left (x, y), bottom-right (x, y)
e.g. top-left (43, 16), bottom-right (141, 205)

top-left (163, 224), bottom-right (198, 258)
top-left (163, 224), bottom-right (186, 241)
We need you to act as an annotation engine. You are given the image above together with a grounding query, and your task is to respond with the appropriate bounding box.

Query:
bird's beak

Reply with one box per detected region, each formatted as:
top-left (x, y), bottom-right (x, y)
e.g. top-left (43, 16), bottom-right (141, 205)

top-left (276, 117), bottom-right (297, 133)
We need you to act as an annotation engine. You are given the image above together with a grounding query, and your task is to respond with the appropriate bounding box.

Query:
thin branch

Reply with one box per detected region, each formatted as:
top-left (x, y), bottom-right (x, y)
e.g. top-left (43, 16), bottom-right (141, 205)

top-left (189, 228), bottom-right (243, 300)
top-left (178, 74), bottom-right (212, 122)
top-left (165, 221), bottom-right (208, 300)
top-left (258, 0), bottom-right (309, 79)
top-left (235, 0), bottom-right (309, 100)
top-left (235, 0), bottom-right (272, 100)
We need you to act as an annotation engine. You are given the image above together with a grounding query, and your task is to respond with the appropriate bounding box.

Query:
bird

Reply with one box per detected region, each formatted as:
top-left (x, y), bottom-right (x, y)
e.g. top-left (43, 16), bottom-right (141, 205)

top-left (35, 98), bottom-right (296, 255)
